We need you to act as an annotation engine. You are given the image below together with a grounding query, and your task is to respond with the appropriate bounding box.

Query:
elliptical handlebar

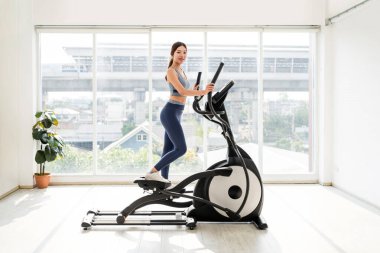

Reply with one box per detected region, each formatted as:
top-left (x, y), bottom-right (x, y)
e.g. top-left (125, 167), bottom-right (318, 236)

top-left (196, 72), bottom-right (202, 85)
top-left (210, 62), bottom-right (224, 84)
top-left (193, 71), bottom-right (202, 106)
top-left (193, 62), bottom-right (224, 115)
top-left (207, 62), bottom-right (224, 112)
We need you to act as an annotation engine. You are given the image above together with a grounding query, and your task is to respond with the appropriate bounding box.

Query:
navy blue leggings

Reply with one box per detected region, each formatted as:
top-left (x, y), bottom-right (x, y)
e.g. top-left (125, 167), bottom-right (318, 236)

top-left (154, 102), bottom-right (187, 179)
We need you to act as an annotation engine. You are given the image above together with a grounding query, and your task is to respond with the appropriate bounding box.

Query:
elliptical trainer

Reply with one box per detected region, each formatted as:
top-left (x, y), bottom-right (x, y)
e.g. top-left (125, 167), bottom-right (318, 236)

top-left (81, 62), bottom-right (267, 230)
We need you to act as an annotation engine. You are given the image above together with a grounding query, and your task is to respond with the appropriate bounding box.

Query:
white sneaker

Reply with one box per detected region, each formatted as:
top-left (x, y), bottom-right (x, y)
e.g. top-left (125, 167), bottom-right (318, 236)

top-left (145, 172), bottom-right (170, 183)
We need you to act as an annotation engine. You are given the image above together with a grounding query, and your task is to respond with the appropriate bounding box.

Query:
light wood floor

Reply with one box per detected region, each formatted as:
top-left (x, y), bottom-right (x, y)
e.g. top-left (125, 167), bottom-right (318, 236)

top-left (1, 184), bottom-right (380, 253)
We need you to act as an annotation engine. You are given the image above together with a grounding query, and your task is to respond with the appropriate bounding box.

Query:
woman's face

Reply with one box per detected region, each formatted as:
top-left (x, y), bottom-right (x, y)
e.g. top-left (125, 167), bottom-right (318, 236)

top-left (173, 46), bottom-right (187, 65)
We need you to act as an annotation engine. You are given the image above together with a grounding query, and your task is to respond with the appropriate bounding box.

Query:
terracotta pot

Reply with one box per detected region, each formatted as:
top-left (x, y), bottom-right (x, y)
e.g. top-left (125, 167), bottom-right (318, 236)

top-left (34, 173), bottom-right (51, 189)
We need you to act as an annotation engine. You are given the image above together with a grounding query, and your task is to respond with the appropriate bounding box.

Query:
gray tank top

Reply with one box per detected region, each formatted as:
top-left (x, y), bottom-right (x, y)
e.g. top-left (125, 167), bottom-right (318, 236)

top-left (168, 68), bottom-right (190, 97)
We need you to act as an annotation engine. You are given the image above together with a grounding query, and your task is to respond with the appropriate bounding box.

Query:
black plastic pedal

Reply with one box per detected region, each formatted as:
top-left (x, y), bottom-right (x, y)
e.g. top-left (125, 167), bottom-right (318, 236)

top-left (134, 177), bottom-right (171, 190)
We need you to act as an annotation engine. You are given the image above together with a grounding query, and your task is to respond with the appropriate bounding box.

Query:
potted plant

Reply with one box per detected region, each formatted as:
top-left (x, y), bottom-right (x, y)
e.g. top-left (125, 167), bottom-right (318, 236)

top-left (32, 110), bottom-right (65, 188)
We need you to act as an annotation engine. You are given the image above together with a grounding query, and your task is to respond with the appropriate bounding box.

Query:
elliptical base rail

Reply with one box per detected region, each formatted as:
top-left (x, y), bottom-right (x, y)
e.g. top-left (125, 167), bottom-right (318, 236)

top-left (81, 209), bottom-right (197, 230)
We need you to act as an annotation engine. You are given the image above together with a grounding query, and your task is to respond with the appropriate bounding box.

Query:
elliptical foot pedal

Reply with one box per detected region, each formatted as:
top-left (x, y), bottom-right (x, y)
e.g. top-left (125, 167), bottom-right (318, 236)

top-left (133, 177), bottom-right (171, 190)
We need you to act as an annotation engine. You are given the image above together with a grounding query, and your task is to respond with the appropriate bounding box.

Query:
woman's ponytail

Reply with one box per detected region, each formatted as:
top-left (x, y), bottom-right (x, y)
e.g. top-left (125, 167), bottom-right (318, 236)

top-left (165, 58), bottom-right (174, 81)
top-left (168, 58), bottom-right (173, 69)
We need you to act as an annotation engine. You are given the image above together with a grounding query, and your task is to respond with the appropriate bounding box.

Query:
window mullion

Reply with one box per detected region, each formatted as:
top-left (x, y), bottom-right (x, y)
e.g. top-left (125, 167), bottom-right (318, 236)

top-left (148, 30), bottom-right (153, 170)
top-left (258, 30), bottom-right (264, 174)
top-left (92, 33), bottom-right (98, 175)
top-left (203, 32), bottom-right (209, 171)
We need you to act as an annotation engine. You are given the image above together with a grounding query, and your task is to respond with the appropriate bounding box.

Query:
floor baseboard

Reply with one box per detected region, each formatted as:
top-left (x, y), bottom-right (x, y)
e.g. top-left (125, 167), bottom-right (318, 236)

top-left (0, 186), bottom-right (20, 200)
top-left (19, 185), bottom-right (34, 189)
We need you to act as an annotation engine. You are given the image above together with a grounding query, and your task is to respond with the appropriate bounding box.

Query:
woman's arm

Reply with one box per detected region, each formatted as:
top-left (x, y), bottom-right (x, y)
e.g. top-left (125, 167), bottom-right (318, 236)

top-left (167, 69), bottom-right (214, 97)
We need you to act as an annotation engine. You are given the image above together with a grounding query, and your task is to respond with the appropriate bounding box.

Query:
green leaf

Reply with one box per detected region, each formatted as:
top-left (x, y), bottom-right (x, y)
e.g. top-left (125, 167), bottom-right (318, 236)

top-left (45, 112), bottom-right (52, 121)
top-left (50, 151), bottom-right (57, 161)
top-left (42, 118), bottom-right (52, 128)
top-left (32, 128), bottom-right (40, 140)
top-left (48, 136), bottom-right (55, 147)
top-left (35, 150), bottom-right (46, 164)
top-left (37, 129), bottom-right (47, 140)
top-left (35, 112), bottom-right (43, 118)
top-left (56, 145), bottom-right (65, 157)
top-left (54, 135), bottom-right (65, 146)
top-left (49, 113), bottom-right (59, 126)
top-left (32, 122), bottom-right (40, 129)
top-left (44, 145), bottom-right (57, 162)
top-left (32, 128), bottom-right (47, 140)
top-left (40, 133), bottom-right (50, 144)
top-left (51, 146), bottom-right (59, 153)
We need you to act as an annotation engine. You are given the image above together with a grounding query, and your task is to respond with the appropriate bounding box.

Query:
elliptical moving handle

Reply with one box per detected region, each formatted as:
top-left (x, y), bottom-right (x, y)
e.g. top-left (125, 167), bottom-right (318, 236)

top-left (196, 72), bottom-right (202, 85)
top-left (194, 72), bottom-right (202, 102)
top-left (193, 62), bottom-right (224, 114)
top-left (210, 62), bottom-right (224, 84)
top-left (207, 62), bottom-right (224, 110)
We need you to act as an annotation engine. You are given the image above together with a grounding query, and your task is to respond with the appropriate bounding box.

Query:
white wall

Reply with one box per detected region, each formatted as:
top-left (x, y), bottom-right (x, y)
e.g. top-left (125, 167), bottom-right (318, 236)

top-left (0, 0), bottom-right (35, 197)
top-left (18, 0), bottom-right (37, 188)
top-left (33, 0), bottom-right (323, 25)
top-left (328, 0), bottom-right (380, 208)
top-left (0, 0), bottom-right (21, 196)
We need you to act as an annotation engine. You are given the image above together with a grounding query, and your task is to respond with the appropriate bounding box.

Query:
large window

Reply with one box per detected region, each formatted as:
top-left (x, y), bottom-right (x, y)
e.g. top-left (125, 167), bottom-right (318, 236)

top-left (39, 29), bottom-right (315, 179)
top-left (41, 33), bottom-right (94, 174)
top-left (263, 33), bottom-right (311, 174)
top-left (96, 34), bottom-right (149, 174)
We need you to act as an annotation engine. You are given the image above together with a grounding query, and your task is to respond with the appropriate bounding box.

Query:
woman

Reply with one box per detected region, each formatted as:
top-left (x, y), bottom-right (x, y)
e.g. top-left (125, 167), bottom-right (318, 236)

top-left (145, 41), bottom-right (215, 183)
